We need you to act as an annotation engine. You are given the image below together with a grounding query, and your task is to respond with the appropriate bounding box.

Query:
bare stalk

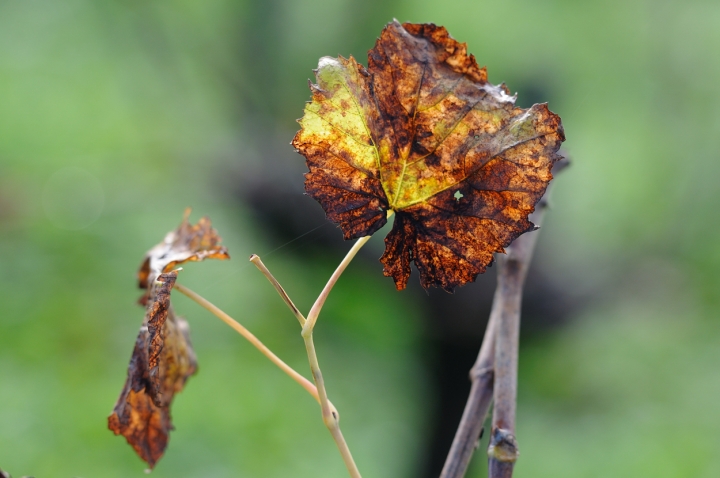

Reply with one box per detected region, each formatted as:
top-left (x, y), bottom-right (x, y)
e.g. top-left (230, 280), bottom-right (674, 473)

top-left (441, 158), bottom-right (567, 478)
top-left (173, 282), bottom-right (332, 412)
top-left (249, 219), bottom-right (394, 478)
top-left (249, 254), bottom-right (306, 327)
top-left (302, 235), bottom-right (372, 336)
top-left (298, 234), bottom-right (376, 478)
top-left (249, 252), bottom-right (362, 476)
top-left (304, 332), bottom-right (361, 477)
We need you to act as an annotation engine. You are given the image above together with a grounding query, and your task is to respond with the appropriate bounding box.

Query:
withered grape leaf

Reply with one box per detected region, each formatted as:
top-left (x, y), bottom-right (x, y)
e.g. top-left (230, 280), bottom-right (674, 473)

top-left (137, 208), bottom-right (230, 292)
top-left (109, 212), bottom-right (228, 468)
top-left (293, 21), bottom-right (565, 291)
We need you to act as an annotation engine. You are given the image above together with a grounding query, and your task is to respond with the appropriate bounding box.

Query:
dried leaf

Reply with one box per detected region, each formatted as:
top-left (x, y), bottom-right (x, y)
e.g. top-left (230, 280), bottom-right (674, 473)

top-left (138, 208), bottom-right (230, 291)
top-left (293, 21), bottom-right (564, 291)
top-left (109, 212), bottom-right (228, 467)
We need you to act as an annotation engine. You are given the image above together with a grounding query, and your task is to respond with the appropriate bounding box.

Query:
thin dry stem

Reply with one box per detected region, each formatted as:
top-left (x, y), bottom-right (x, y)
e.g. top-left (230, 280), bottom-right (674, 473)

top-left (249, 254), bottom-right (306, 327)
top-left (173, 282), bottom-right (327, 409)
top-left (296, 230), bottom-right (383, 478)
top-left (304, 333), bottom-right (361, 478)
top-left (303, 210), bottom-right (393, 337)
top-left (302, 234), bottom-right (372, 337)
top-left (248, 242), bottom-right (377, 478)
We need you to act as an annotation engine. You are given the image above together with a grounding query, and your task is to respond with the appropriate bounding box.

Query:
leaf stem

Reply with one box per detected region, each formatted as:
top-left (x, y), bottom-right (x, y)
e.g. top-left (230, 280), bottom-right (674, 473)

top-left (249, 254), bottom-right (306, 327)
top-left (173, 282), bottom-right (329, 410)
top-left (302, 235), bottom-right (371, 337)
top-left (302, 209), bottom-right (393, 338)
top-left (297, 228), bottom-right (386, 478)
top-left (304, 332), bottom-right (361, 478)
top-left (249, 230), bottom-right (389, 478)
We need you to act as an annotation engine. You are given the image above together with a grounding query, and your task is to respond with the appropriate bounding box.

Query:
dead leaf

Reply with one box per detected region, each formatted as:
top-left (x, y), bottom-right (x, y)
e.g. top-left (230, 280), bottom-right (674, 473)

top-left (138, 208), bottom-right (230, 291)
top-left (109, 212), bottom-right (228, 467)
top-left (293, 21), bottom-right (564, 291)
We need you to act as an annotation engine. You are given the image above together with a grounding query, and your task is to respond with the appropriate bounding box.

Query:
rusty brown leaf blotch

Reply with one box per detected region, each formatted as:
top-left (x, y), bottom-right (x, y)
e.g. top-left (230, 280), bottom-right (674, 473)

top-left (293, 21), bottom-right (564, 292)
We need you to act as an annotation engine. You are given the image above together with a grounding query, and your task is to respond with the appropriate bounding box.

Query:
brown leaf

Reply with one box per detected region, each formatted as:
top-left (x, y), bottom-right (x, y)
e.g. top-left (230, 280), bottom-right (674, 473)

top-left (137, 208), bottom-right (230, 291)
top-left (108, 272), bottom-right (196, 468)
top-left (109, 212), bottom-right (228, 467)
top-left (293, 21), bottom-right (564, 291)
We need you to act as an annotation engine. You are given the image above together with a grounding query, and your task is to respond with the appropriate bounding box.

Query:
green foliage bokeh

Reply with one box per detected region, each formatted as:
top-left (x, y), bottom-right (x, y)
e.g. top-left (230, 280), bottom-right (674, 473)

top-left (1, 0), bottom-right (719, 476)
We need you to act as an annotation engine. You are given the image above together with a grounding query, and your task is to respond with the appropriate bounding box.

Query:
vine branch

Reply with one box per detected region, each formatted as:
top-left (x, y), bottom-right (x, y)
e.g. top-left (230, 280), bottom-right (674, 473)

top-left (441, 159), bottom-right (568, 478)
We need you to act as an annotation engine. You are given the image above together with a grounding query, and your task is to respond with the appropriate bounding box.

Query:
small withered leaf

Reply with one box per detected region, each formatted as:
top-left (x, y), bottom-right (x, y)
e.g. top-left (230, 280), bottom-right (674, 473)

top-left (109, 272), bottom-right (188, 468)
top-left (138, 208), bottom-right (230, 291)
top-left (293, 21), bottom-right (564, 292)
top-left (109, 212), bottom-right (228, 467)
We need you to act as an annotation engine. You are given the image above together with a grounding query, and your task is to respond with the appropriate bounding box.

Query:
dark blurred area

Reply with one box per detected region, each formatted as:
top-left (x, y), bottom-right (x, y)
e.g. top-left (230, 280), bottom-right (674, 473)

top-left (1, 1), bottom-right (720, 477)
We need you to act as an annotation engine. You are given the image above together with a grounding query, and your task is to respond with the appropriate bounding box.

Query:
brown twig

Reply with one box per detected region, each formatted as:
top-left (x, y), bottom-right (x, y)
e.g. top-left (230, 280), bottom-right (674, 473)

top-left (487, 248), bottom-right (527, 478)
top-left (439, 230), bottom-right (539, 478)
top-left (441, 158), bottom-right (568, 478)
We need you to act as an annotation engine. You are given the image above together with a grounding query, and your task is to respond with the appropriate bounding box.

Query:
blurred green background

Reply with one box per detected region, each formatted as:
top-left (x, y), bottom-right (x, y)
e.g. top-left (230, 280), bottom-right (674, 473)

top-left (1, 0), bottom-right (719, 476)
